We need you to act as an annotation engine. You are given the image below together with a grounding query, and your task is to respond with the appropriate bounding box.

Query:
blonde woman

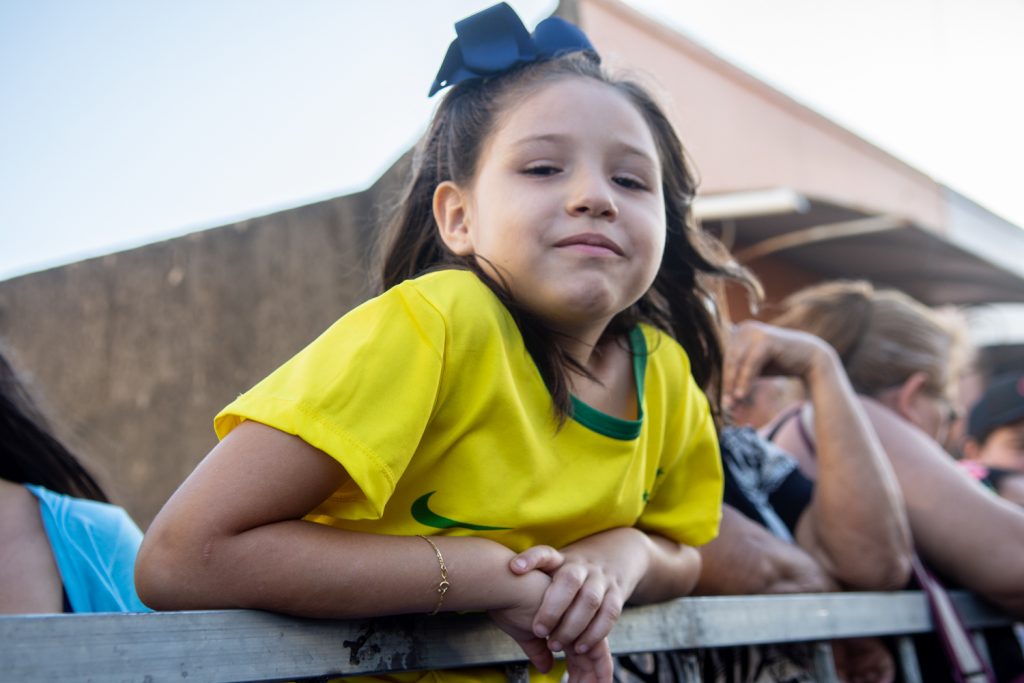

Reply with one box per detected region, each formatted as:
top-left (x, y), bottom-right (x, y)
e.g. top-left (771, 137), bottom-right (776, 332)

top-left (768, 280), bottom-right (1024, 680)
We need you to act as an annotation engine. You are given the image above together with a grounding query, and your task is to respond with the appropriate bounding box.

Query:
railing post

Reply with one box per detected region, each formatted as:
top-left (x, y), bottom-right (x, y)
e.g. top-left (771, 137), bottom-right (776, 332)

top-left (972, 630), bottom-right (992, 667)
top-left (896, 636), bottom-right (923, 683)
top-left (810, 641), bottom-right (840, 683)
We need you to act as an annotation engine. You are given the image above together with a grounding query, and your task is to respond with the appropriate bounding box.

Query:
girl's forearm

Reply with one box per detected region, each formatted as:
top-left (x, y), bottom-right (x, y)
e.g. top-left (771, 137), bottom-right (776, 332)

top-left (136, 422), bottom-right (549, 618)
top-left (137, 522), bottom-right (545, 617)
top-left (628, 533), bottom-right (701, 604)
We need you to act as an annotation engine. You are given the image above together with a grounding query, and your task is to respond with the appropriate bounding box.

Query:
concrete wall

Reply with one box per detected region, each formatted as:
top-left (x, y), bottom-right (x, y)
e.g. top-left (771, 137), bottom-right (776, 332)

top-left (0, 162), bottom-right (406, 526)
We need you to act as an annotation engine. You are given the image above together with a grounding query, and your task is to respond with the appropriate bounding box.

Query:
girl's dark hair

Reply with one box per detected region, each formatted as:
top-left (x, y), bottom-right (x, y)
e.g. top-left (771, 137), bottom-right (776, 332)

top-left (0, 349), bottom-right (109, 501)
top-left (375, 52), bottom-right (758, 420)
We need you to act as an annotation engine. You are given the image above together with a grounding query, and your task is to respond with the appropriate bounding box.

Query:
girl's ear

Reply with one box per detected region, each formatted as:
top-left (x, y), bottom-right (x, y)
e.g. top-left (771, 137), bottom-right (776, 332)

top-left (433, 180), bottom-right (474, 256)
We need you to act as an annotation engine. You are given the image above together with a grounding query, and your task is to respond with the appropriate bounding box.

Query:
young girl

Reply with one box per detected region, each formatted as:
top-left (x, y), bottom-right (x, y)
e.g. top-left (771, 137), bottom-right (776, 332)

top-left (136, 4), bottom-right (752, 681)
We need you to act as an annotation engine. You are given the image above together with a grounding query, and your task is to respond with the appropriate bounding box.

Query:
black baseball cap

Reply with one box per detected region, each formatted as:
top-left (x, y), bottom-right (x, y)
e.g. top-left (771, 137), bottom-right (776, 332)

top-left (967, 372), bottom-right (1024, 443)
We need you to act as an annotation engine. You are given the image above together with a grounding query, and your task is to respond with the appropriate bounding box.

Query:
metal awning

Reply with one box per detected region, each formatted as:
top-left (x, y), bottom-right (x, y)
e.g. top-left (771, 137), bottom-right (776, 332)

top-left (694, 188), bottom-right (1024, 307)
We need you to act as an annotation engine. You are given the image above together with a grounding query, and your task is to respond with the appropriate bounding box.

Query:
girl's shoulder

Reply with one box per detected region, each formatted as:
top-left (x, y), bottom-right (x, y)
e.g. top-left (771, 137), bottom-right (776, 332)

top-left (398, 269), bottom-right (492, 307)
top-left (387, 269), bottom-right (511, 331)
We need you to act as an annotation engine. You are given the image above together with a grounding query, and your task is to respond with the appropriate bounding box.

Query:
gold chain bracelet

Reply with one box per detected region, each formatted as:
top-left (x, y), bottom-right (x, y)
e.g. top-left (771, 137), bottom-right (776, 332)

top-left (418, 535), bottom-right (450, 615)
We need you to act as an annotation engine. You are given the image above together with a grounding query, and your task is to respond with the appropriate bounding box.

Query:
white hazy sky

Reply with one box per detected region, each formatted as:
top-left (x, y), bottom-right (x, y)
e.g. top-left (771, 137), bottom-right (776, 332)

top-left (2, 0), bottom-right (1023, 282)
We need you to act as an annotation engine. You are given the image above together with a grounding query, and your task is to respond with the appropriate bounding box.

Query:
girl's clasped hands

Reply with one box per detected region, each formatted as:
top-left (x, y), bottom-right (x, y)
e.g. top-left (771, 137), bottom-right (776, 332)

top-left (494, 529), bottom-right (654, 679)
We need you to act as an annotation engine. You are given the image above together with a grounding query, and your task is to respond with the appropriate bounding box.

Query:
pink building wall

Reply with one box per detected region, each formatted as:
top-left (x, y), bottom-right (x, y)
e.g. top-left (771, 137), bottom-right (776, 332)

top-left (577, 0), bottom-right (948, 234)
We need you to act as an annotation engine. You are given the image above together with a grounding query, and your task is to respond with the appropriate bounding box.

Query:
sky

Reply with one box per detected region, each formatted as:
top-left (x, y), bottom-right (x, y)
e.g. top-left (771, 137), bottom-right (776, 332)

top-left (2, 0), bottom-right (1023, 287)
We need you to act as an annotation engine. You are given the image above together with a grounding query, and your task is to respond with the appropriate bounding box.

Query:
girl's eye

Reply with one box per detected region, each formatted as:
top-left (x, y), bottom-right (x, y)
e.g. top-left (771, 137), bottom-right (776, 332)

top-left (614, 175), bottom-right (649, 191)
top-left (522, 165), bottom-right (561, 177)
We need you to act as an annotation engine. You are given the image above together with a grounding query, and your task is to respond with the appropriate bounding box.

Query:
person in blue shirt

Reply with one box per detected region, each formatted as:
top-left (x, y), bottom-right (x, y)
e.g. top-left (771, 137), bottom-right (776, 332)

top-left (0, 348), bottom-right (147, 613)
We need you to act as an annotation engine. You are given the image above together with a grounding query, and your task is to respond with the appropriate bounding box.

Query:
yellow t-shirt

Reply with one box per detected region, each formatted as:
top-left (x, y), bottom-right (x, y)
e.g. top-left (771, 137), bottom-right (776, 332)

top-left (215, 269), bottom-right (722, 682)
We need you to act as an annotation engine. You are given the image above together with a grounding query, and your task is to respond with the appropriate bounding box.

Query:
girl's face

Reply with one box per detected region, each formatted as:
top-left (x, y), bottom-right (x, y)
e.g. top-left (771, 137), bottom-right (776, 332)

top-left (435, 76), bottom-right (666, 341)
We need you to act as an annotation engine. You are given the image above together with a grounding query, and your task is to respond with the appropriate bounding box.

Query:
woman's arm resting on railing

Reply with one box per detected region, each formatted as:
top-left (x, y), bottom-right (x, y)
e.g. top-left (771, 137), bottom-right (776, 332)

top-left (695, 506), bottom-right (837, 595)
top-left (857, 398), bottom-right (1024, 618)
top-left (792, 340), bottom-right (913, 590)
top-left (725, 322), bottom-right (913, 591)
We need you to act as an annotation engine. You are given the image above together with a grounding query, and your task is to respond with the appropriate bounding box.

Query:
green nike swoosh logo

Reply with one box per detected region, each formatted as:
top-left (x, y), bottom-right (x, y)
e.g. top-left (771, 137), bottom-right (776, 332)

top-left (411, 491), bottom-right (512, 531)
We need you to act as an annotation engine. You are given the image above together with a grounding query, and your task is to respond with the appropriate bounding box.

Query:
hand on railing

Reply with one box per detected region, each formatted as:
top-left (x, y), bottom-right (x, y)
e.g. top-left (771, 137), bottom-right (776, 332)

top-left (510, 541), bottom-right (625, 654)
top-left (487, 563), bottom-right (613, 682)
top-left (487, 567), bottom-right (554, 673)
top-left (500, 527), bottom-right (684, 683)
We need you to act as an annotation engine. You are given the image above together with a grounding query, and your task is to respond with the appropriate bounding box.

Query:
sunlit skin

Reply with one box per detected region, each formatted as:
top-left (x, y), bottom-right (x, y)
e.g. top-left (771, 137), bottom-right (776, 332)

top-left (0, 479), bottom-right (64, 613)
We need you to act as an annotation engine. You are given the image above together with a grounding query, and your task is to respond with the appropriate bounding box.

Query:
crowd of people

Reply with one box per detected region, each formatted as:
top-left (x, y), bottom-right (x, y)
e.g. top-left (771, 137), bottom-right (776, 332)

top-left (3, 4), bottom-right (1024, 683)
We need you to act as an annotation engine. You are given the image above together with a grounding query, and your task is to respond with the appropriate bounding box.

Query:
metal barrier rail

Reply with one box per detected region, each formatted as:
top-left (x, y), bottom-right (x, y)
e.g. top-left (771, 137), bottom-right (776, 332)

top-left (0, 591), bottom-right (1014, 683)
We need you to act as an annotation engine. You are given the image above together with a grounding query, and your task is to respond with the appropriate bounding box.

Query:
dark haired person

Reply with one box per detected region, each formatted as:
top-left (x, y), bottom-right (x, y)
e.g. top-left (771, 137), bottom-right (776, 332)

top-left (962, 371), bottom-right (1024, 506)
top-left (0, 348), bottom-right (147, 613)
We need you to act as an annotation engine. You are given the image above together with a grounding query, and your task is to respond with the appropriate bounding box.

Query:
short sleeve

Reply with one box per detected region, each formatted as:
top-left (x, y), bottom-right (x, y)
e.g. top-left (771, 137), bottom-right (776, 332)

top-left (28, 485), bottom-right (149, 613)
top-left (637, 364), bottom-right (723, 547)
top-left (214, 283), bottom-right (446, 520)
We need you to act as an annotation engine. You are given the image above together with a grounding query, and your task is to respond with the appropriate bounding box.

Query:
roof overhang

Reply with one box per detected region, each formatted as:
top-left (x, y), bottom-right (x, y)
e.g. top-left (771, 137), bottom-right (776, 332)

top-left (694, 188), bottom-right (1024, 307)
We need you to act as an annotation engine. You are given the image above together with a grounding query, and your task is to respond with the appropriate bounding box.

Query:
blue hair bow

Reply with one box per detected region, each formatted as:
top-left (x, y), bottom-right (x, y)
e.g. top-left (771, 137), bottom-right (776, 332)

top-left (428, 2), bottom-right (595, 97)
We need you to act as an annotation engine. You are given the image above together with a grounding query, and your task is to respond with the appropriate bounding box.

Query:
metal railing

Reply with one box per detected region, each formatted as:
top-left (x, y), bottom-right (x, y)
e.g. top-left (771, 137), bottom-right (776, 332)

top-left (0, 591), bottom-right (1015, 682)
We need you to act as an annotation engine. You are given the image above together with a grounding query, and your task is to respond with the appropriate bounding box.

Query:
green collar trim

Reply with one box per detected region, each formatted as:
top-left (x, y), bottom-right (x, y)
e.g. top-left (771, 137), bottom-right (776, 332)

top-left (570, 326), bottom-right (647, 440)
